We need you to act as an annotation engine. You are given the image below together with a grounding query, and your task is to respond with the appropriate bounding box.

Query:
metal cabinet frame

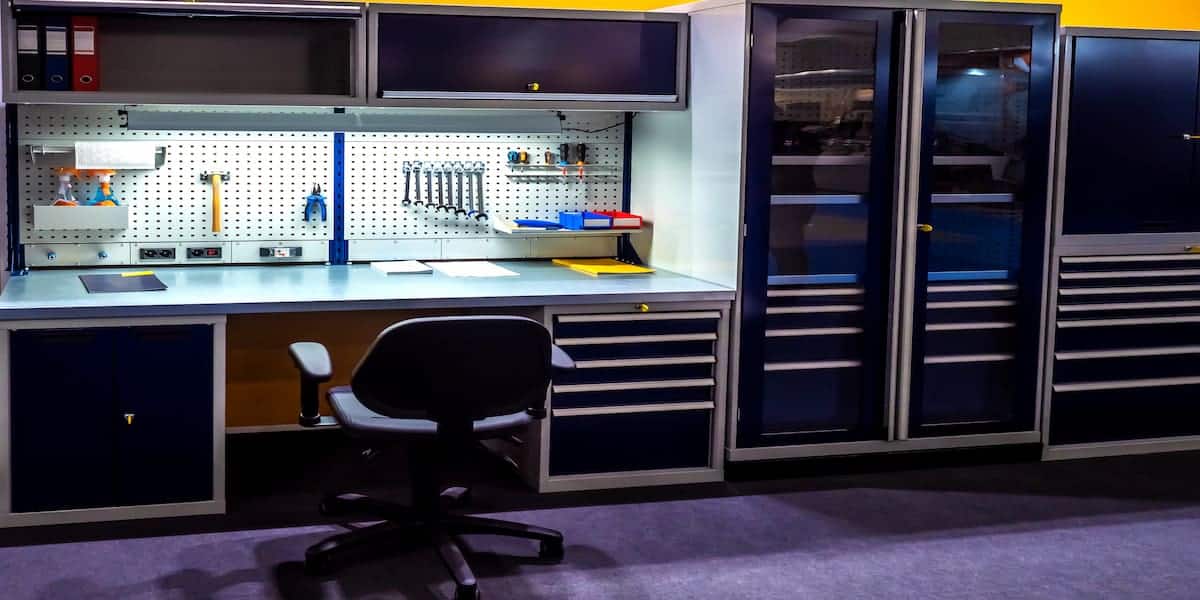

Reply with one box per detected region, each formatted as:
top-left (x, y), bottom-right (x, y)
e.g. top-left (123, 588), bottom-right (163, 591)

top-left (728, 0), bottom-right (1060, 462)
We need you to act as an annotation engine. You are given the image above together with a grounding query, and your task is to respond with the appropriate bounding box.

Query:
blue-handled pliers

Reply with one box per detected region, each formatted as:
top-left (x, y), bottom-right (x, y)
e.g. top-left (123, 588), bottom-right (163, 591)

top-left (305, 184), bottom-right (327, 222)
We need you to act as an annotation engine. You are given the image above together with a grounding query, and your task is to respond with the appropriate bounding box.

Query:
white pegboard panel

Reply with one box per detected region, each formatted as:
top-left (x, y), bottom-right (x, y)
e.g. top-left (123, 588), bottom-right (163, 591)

top-left (344, 113), bottom-right (625, 242)
top-left (18, 106), bottom-right (333, 250)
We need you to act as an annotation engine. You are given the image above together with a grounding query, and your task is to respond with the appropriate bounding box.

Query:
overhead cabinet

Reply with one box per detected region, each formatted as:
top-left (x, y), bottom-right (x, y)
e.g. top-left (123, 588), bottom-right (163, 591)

top-left (734, 3), bottom-right (1057, 458)
top-left (369, 7), bottom-right (688, 110)
top-left (3, 0), bottom-right (365, 105)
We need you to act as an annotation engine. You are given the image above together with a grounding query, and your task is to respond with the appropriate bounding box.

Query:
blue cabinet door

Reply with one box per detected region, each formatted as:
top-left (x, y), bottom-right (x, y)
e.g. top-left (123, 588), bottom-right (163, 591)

top-left (114, 325), bottom-right (214, 506)
top-left (905, 10), bottom-right (1056, 437)
top-left (10, 329), bottom-right (119, 513)
top-left (1064, 37), bottom-right (1200, 234)
top-left (738, 6), bottom-right (900, 448)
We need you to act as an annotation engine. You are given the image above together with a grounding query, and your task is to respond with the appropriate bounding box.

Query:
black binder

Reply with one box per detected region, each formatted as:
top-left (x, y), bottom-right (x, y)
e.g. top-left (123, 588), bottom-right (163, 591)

top-left (16, 16), bottom-right (42, 90)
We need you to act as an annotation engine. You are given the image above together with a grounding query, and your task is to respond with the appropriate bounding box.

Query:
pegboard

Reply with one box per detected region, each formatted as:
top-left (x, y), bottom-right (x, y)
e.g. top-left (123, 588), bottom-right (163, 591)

top-left (18, 106), bottom-right (333, 247)
top-left (344, 113), bottom-right (625, 241)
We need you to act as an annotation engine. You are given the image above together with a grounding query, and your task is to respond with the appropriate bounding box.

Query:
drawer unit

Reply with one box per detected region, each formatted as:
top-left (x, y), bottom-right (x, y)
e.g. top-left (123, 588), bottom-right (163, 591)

top-left (1047, 255), bottom-right (1200, 451)
top-left (532, 304), bottom-right (729, 492)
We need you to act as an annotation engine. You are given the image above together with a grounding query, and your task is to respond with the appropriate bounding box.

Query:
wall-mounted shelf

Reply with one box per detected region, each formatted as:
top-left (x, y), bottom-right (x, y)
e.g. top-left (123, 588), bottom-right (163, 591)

top-left (492, 219), bottom-right (639, 237)
top-left (33, 205), bottom-right (129, 231)
top-left (505, 164), bottom-right (622, 181)
top-left (28, 144), bottom-right (167, 170)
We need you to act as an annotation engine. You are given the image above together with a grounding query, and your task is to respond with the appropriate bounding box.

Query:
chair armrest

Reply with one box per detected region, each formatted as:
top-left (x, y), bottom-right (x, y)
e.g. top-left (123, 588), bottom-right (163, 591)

top-left (290, 342), bottom-right (332, 382)
top-left (289, 342), bottom-right (333, 427)
top-left (551, 344), bottom-right (576, 372)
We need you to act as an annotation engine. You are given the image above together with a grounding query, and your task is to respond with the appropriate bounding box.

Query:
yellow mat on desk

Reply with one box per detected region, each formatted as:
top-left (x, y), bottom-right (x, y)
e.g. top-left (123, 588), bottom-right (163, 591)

top-left (552, 258), bottom-right (655, 276)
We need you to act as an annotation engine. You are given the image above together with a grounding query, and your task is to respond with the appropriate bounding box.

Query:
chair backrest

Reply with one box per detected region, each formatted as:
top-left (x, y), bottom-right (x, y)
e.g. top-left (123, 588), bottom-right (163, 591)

top-left (350, 316), bottom-right (553, 424)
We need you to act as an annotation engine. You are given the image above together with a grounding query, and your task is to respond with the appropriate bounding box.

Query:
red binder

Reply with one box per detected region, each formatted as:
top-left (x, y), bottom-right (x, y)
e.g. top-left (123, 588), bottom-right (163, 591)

top-left (70, 16), bottom-right (98, 91)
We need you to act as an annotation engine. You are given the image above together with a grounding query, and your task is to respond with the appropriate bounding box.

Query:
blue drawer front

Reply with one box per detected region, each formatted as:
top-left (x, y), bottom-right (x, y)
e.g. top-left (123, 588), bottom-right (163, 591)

top-left (555, 316), bottom-right (719, 339)
top-left (552, 383), bottom-right (712, 410)
top-left (766, 310), bottom-right (863, 330)
top-left (1054, 354), bottom-right (1200, 385)
top-left (918, 361), bottom-right (1015, 429)
top-left (1050, 385), bottom-right (1200, 445)
top-left (549, 410), bottom-right (711, 476)
top-left (925, 328), bottom-right (1015, 356)
top-left (560, 340), bottom-right (715, 361)
top-left (1055, 322), bottom-right (1200, 352)
top-left (554, 362), bottom-right (714, 386)
top-left (765, 334), bottom-right (862, 363)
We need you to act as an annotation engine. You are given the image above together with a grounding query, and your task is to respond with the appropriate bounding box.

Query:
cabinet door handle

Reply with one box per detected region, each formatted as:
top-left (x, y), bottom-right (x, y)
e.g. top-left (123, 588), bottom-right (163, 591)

top-left (917, 223), bottom-right (934, 233)
top-left (1184, 134), bottom-right (1200, 141)
top-left (124, 413), bottom-right (135, 425)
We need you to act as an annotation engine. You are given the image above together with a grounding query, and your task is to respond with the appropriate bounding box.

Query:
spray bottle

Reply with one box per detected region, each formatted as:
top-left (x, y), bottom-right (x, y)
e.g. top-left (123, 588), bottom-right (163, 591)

top-left (52, 168), bottom-right (78, 206)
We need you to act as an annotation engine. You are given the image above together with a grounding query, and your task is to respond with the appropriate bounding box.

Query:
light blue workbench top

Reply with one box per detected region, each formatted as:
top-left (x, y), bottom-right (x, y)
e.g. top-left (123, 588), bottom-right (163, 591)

top-left (0, 261), bottom-right (734, 320)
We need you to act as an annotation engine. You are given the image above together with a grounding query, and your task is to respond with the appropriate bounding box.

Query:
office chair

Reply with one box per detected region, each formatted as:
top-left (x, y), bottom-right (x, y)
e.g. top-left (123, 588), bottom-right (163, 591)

top-left (289, 316), bottom-right (575, 600)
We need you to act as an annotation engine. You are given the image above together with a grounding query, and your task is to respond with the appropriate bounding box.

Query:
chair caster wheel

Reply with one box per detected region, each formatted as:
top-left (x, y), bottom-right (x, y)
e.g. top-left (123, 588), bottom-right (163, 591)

top-left (455, 583), bottom-right (481, 600)
top-left (539, 539), bottom-right (564, 561)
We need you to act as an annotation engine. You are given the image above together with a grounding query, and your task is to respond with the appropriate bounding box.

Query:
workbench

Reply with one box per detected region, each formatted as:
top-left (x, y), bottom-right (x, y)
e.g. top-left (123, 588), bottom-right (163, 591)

top-left (0, 261), bottom-right (734, 527)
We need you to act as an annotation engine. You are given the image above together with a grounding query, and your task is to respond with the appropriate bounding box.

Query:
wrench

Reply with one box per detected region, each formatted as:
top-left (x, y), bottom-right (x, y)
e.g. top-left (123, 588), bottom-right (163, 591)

top-left (454, 162), bottom-right (466, 217)
top-left (412, 161), bottom-right (423, 207)
top-left (436, 165), bottom-right (447, 212)
top-left (402, 161), bottom-right (412, 207)
top-left (472, 161), bottom-right (487, 222)
top-left (425, 162), bottom-right (434, 211)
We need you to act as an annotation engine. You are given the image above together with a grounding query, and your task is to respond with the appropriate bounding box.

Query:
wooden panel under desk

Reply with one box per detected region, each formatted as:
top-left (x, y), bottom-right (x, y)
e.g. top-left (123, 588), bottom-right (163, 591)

top-left (226, 308), bottom-right (539, 429)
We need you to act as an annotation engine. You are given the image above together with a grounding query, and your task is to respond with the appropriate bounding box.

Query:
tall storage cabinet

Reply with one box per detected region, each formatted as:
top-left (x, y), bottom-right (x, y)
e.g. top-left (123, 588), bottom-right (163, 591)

top-left (1045, 29), bottom-right (1200, 460)
top-left (732, 1), bottom-right (1058, 460)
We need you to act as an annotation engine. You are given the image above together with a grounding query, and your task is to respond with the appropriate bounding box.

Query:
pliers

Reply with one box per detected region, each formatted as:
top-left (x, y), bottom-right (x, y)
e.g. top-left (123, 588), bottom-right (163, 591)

top-left (304, 184), bottom-right (327, 222)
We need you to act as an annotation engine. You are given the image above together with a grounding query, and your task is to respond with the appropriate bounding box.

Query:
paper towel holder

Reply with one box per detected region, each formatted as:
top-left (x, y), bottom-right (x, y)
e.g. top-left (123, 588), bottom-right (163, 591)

top-left (27, 144), bottom-right (168, 170)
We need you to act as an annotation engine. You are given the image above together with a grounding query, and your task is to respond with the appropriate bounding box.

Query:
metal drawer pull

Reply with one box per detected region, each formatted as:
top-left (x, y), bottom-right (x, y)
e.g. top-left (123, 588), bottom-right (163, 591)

top-left (768, 287), bottom-right (864, 297)
top-left (927, 321), bottom-right (1016, 331)
top-left (1058, 315), bottom-right (1200, 328)
top-left (766, 305), bottom-right (863, 314)
top-left (924, 353), bottom-right (1014, 364)
top-left (552, 378), bottom-right (715, 393)
top-left (1058, 300), bottom-right (1200, 312)
top-left (928, 283), bottom-right (1017, 293)
top-left (574, 356), bottom-right (716, 369)
top-left (1056, 345), bottom-right (1200, 360)
top-left (1060, 284), bottom-right (1200, 296)
top-left (764, 360), bottom-right (861, 372)
top-left (552, 401), bottom-right (715, 418)
top-left (555, 333), bottom-right (717, 346)
top-left (766, 327), bottom-right (863, 337)
top-left (1062, 254), bottom-right (1200, 264)
top-left (927, 300), bottom-right (1016, 309)
top-left (1061, 269), bottom-right (1200, 280)
top-left (557, 311), bottom-right (720, 323)
top-left (1054, 376), bottom-right (1200, 393)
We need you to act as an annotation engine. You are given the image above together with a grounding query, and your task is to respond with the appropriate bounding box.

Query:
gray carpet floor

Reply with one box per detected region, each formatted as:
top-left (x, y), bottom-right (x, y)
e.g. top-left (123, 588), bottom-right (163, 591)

top-left (4, 451), bottom-right (1200, 600)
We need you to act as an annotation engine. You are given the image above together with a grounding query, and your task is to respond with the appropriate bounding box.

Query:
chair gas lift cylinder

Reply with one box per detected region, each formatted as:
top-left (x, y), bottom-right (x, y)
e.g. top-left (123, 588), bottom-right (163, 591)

top-left (729, 1), bottom-right (1059, 460)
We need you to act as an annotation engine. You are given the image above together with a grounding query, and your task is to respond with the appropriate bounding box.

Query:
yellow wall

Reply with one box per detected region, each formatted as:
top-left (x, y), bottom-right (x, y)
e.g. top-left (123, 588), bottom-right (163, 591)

top-left (368, 0), bottom-right (1200, 29)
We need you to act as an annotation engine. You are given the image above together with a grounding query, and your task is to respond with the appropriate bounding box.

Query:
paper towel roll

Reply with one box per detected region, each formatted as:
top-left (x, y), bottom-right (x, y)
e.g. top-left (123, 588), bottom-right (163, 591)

top-left (74, 141), bottom-right (158, 170)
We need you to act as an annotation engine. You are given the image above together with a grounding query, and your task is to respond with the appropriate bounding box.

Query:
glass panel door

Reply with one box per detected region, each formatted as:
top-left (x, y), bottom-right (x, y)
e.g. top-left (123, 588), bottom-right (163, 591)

top-left (739, 6), bottom-right (899, 447)
top-left (906, 11), bottom-right (1056, 437)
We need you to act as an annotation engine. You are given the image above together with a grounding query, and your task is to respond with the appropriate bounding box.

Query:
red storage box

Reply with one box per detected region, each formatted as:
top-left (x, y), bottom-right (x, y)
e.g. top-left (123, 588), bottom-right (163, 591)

top-left (594, 210), bottom-right (643, 229)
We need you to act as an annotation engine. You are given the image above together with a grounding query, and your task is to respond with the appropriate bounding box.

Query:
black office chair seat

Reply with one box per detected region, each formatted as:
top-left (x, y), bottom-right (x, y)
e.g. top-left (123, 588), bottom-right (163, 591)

top-left (290, 316), bottom-right (573, 600)
top-left (327, 386), bottom-right (534, 440)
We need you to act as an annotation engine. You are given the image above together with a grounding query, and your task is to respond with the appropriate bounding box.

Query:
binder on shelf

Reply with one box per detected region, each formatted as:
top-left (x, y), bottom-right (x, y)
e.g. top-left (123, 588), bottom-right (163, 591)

top-left (43, 16), bottom-right (70, 91)
top-left (16, 16), bottom-right (42, 90)
top-left (71, 16), bottom-right (99, 91)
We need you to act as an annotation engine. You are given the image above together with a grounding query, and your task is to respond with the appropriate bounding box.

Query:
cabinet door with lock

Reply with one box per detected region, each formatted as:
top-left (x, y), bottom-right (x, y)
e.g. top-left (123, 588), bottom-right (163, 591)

top-left (9, 325), bottom-right (214, 514)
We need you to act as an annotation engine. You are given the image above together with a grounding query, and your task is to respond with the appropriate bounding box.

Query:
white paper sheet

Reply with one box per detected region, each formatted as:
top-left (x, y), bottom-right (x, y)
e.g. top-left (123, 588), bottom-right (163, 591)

top-left (371, 260), bottom-right (432, 274)
top-left (430, 261), bottom-right (520, 278)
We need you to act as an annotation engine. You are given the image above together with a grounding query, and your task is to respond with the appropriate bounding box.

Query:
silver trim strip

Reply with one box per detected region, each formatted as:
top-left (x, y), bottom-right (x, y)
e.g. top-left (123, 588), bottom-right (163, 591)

top-left (767, 287), bottom-right (863, 297)
top-left (558, 311), bottom-right (720, 323)
top-left (1057, 315), bottom-right (1200, 328)
top-left (1058, 300), bottom-right (1200, 312)
top-left (772, 155), bottom-right (868, 166)
top-left (1054, 376), bottom-right (1200, 393)
top-left (552, 401), bottom-right (714, 418)
top-left (575, 356), bottom-right (717, 369)
top-left (770, 194), bottom-right (863, 205)
top-left (1056, 345), bottom-right (1200, 360)
top-left (927, 300), bottom-right (1016, 309)
top-left (766, 327), bottom-right (863, 337)
top-left (382, 91), bottom-right (678, 102)
top-left (552, 378), bottom-right (715, 393)
top-left (927, 321), bottom-right (1016, 331)
top-left (1059, 284), bottom-right (1200, 296)
top-left (930, 193), bottom-right (1014, 204)
top-left (765, 360), bottom-right (861, 372)
top-left (766, 305), bottom-right (863, 314)
top-left (1061, 268), bottom-right (1200, 280)
top-left (924, 353), bottom-right (1014, 364)
top-left (555, 333), bottom-right (717, 346)
top-left (928, 283), bottom-right (1018, 293)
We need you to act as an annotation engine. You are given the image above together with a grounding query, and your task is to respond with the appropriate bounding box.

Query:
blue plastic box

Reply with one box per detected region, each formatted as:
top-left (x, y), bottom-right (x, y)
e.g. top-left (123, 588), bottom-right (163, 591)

top-left (559, 211), bottom-right (613, 230)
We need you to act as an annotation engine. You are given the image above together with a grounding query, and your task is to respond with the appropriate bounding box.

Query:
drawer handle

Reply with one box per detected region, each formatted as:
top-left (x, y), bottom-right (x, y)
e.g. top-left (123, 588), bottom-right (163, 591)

top-left (124, 413), bottom-right (135, 425)
top-left (1187, 245), bottom-right (1200, 253)
top-left (917, 223), bottom-right (934, 233)
top-left (636, 303), bottom-right (650, 313)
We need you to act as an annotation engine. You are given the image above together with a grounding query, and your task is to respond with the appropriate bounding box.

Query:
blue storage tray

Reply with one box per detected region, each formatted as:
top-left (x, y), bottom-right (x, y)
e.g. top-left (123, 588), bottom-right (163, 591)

top-left (559, 211), bottom-right (613, 230)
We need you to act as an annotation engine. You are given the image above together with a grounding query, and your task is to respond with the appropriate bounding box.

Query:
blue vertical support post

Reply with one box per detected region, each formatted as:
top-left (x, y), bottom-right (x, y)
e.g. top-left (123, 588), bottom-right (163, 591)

top-left (330, 132), bottom-right (349, 265)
